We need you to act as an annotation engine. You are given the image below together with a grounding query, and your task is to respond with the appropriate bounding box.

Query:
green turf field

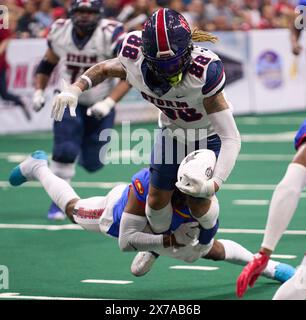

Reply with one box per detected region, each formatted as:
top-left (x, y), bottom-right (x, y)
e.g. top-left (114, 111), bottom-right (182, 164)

top-left (0, 111), bottom-right (305, 300)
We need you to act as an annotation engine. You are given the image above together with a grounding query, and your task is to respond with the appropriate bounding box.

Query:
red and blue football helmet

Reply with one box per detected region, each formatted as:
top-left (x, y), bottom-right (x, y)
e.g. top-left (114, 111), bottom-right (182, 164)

top-left (70, 0), bottom-right (103, 33)
top-left (142, 8), bottom-right (193, 86)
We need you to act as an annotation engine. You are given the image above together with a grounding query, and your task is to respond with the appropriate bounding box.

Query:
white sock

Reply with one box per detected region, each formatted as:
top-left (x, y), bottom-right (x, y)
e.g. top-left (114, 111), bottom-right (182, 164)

top-left (145, 199), bottom-right (172, 233)
top-left (219, 239), bottom-right (278, 279)
top-left (34, 166), bottom-right (79, 213)
top-left (50, 160), bottom-right (76, 181)
top-left (194, 196), bottom-right (219, 229)
top-left (262, 163), bottom-right (306, 251)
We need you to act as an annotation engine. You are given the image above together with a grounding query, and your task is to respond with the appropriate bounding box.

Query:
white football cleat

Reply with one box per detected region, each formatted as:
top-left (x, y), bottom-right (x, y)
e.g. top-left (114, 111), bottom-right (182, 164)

top-left (130, 251), bottom-right (158, 277)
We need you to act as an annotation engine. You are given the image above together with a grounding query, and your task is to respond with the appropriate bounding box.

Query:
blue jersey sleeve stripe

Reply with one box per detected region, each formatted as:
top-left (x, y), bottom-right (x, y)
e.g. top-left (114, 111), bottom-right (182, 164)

top-left (202, 61), bottom-right (225, 95)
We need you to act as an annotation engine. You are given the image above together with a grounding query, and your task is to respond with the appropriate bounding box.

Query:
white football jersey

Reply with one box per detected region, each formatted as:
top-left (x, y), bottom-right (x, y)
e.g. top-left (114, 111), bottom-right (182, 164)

top-left (48, 18), bottom-right (126, 106)
top-left (118, 31), bottom-right (226, 141)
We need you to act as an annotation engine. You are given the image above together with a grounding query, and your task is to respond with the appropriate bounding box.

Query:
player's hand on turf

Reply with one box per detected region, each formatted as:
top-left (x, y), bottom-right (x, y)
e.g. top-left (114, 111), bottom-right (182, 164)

top-left (236, 252), bottom-right (270, 298)
top-left (33, 89), bottom-right (45, 112)
top-left (173, 222), bottom-right (200, 248)
top-left (175, 174), bottom-right (216, 199)
top-left (86, 97), bottom-right (115, 119)
top-left (51, 79), bottom-right (82, 121)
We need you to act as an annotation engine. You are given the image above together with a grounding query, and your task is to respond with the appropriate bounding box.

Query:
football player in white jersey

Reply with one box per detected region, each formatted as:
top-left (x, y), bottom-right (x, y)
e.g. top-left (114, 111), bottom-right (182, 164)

top-left (51, 9), bottom-right (241, 239)
top-left (9, 149), bottom-right (295, 286)
top-left (33, 0), bottom-right (130, 220)
top-left (236, 120), bottom-right (306, 299)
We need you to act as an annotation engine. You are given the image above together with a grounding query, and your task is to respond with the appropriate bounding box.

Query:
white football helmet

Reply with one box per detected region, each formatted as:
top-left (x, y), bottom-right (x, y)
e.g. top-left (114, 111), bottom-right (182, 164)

top-left (177, 149), bottom-right (216, 188)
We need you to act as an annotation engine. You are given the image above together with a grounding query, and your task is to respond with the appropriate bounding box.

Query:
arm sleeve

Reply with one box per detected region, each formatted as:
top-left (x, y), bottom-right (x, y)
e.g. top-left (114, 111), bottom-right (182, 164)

top-left (208, 108), bottom-right (241, 187)
top-left (118, 212), bottom-right (164, 252)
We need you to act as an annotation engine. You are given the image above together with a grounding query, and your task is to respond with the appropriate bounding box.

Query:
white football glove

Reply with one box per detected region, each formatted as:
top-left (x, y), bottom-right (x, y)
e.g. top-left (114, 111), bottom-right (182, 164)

top-left (33, 89), bottom-right (45, 112)
top-left (175, 173), bottom-right (216, 199)
top-left (51, 79), bottom-right (82, 121)
top-left (173, 222), bottom-right (200, 247)
top-left (86, 97), bottom-right (115, 119)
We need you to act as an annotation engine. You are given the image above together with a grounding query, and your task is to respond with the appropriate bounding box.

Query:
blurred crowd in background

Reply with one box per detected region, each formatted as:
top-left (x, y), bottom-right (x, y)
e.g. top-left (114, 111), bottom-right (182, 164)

top-left (1, 0), bottom-right (301, 39)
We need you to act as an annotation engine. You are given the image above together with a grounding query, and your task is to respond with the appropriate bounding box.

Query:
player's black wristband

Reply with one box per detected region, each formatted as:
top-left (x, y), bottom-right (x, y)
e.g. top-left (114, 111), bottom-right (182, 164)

top-left (36, 59), bottom-right (57, 76)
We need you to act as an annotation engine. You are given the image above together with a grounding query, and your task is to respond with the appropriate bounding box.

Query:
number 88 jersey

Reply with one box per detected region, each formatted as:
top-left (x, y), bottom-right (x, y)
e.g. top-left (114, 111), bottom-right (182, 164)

top-left (118, 31), bottom-right (226, 141)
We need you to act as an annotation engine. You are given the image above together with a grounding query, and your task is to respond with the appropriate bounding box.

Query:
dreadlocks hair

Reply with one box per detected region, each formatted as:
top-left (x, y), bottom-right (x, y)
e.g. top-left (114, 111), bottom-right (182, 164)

top-left (191, 29), bottom-right (218, 43)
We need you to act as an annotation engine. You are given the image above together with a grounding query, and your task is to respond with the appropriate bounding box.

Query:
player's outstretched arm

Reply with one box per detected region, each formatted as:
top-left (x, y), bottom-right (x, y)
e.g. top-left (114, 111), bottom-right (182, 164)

top-left (202, 92), bottom-right (241, 197)
top-left (51, 58), bottom-right (127, 121)
top-left (76, 57), bottom-right (127, 91)
top-left (118, 187), bottom-right (200, 252)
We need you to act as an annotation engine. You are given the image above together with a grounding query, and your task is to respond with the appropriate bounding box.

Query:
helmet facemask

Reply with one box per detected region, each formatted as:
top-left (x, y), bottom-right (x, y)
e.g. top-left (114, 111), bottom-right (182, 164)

top-left (71, 7), bottom-right (101, 34)
top-left (143, 44), bottom-right (193, 86)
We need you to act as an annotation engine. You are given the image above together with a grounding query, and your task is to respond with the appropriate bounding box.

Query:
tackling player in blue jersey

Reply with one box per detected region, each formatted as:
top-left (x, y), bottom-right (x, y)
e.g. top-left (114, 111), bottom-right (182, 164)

top-left (51, 8), bottom-right (241, 246)
top-left (33, 0), bottom-right (129, 220)
top-left (237, 120), bottom-right (306, 300)
top-left (9, 149), bottom-right (295, 286)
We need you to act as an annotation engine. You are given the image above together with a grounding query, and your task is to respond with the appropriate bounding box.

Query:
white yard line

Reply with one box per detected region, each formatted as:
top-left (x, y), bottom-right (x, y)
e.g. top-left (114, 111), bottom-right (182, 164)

top-left (3, 181), bottom-right (304, 191)
top-left (0, 181), bottom-right (127, 189)
top-left (270, 254), bottom-right (297, 260)
top-left (170, 266), bottom-right (219, 271)
top-left (81, 280), bottom-right (133, 285)
top-left (236, 117), bottom-right (305, 125)
top-left (233, 200), bottom-right (270, 206)
top-left (0, 223), bottom-right (305, 235)
top-left (0, 223), bottom-right (82, 230)
top-left (241, 132), bottom-right (295, 142)
top-left (0, 292), bottom-right (111, 300)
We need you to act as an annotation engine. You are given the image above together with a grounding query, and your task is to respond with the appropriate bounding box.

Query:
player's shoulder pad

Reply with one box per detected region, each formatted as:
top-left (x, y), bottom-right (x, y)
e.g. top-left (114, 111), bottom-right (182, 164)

top-left (201, 59), bottom-right (226, 98)
top-left (99, 19), bottom-right (126, 56)
top-left (99, 18), bottom-right (125, 39)
top-left (118, 30), bottom-right (143, 65)
top-left (48, 19), bottom-right (71, 42)
top-left (198, 48), bottom-right (225, 98)
top-left (131, 168), bottom-right (150, 203)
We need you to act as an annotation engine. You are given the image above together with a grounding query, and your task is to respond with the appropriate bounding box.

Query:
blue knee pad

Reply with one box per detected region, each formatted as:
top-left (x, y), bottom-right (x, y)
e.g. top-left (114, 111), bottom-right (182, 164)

top-left (52, 141), bottom-right (80, 164)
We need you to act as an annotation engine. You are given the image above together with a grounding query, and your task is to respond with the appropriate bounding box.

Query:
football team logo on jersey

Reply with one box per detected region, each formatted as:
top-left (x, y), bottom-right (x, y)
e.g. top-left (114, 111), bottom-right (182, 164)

top-left (134, 179), bottom-right (144, 195)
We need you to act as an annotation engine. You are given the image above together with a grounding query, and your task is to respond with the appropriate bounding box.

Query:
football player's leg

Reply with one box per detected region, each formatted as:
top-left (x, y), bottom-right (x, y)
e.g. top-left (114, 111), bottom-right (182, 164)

top-left (147, 130), bottom-right (181, 233)
top-left (204, 239), bottom-right (295, 283)
top-left (49, 106), bottom-right (83, 219)
top-left (9, 150), bottom-right (79, 220)
top-left (187, 196), bottom-right (219, 231)
top-left (261, 143), bottom-right (306, 253)
top-left (79, 108), bottom-right (115, 172)
top-left (273, 254), bottom-right (306, 300)
top-left (72, 196), bottom-right (108, 233)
